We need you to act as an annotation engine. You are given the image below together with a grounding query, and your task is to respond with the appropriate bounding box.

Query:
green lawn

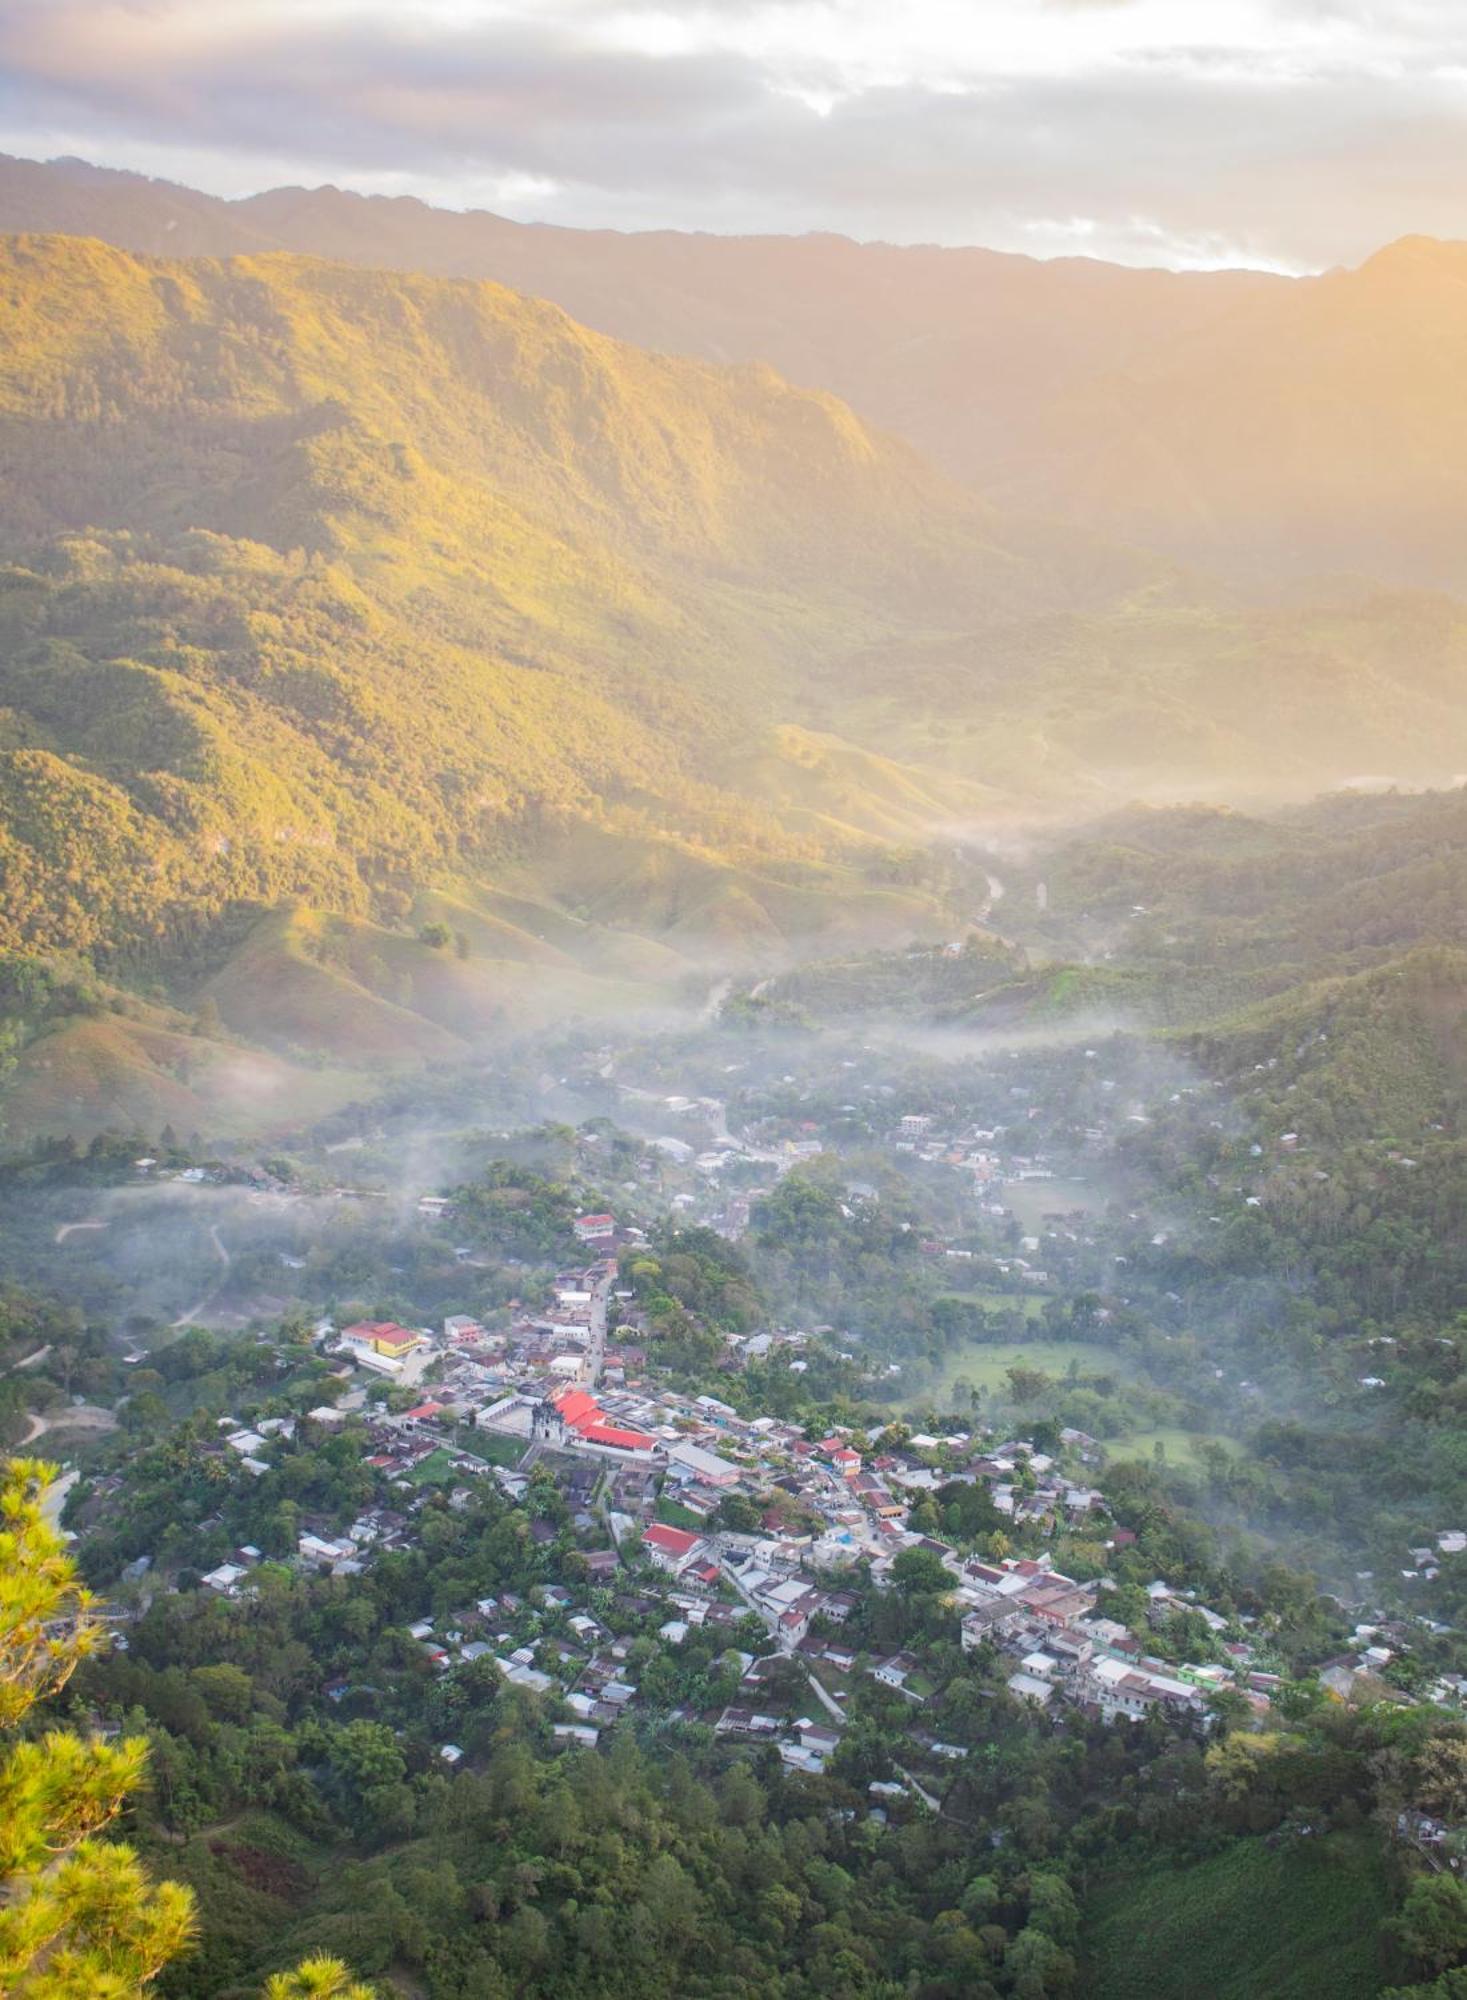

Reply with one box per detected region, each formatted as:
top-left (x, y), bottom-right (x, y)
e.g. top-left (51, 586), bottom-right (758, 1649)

top-left (1106, 1425), bottom-right (1233, 1469)
top-left (406, 1446), bottom-right (457, 1486)
top-left (936, 1287), bottom-right (1048, 1320)
top-left (911, 1338), bottom-right (1141, 1410)
top-left (1083, 1832), bottom-right (1390, 2000)
top-left (450, 1427), bottom-right (525, 1469)
top-left (1003, 1177), bottom-right (1109, 1230)
top-left (656, 1497), bottom-right (706, 1531)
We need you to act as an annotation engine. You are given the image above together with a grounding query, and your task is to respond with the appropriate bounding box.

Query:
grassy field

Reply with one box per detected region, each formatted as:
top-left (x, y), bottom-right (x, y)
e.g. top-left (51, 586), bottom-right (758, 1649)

top-left (1083, 1832), bottom-right (1390, 2000)
top-left (1003, 1177), bottom-right (1110, 1230)
top-left (1105, 1425), bottom-right (1233, 1468)
top-left (405, 1446), bottom-right (457, 1486)
top-left (449, 1428), bottom-right (525, 1469)
top-left (936, 1287), bottom-right (1048, 1320)
top-left (911, 1337), bottom-right (1140, 1409)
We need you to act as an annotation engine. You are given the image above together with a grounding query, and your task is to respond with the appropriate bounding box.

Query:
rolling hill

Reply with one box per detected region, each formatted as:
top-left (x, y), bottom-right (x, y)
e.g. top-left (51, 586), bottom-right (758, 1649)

top-left (1034, 784), bottom-right (1467, 982)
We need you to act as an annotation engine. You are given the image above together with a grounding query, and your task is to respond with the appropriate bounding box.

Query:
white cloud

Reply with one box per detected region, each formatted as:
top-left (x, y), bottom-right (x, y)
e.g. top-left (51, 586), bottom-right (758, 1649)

top-left (0, 0), bottom-right (1464, 266)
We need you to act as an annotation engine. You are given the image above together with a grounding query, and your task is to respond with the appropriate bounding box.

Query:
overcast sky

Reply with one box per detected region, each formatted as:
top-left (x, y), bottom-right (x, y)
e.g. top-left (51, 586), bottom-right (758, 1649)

top-left (1, 0), bottom-right (1464, 270)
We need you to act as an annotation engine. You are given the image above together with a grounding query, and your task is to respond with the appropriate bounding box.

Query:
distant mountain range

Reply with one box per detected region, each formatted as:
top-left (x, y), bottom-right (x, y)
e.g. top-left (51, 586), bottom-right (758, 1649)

top-left (9, 154), bottom-right (1467, 589)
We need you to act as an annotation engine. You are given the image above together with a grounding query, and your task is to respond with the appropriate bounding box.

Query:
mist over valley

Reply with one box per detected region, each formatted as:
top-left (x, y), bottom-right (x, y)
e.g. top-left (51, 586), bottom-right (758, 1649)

top-left (2, 111), bottom-right (1467, 2000)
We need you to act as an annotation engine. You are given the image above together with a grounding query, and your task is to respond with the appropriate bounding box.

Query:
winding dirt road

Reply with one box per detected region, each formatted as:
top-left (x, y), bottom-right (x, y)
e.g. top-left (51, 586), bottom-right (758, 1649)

top-left (54, 1219), bottom-right (107, 1245)
top-left (170, 1225), bottom-right (232, 1328)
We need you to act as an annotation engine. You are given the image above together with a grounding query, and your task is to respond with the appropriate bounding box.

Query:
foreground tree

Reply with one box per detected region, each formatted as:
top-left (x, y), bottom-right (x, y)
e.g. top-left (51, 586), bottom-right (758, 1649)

top-left (0, 1455), bottom-right (195, 1995)
top-left (1, 1459), bottom-right (378, 2000)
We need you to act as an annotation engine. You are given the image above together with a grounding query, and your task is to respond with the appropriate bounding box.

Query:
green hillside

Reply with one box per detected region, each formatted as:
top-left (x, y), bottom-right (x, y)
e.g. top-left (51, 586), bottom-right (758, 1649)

top-left (2, 1005), bottom-right (365, 1145)
top-left (0, 153), bottom-right (1282, 518)
top-left (0, 234), bottom-right (1071, 1134)
top-left (1083, 1833), bottom-right (1390, 2000)
top-left (0, 233), bottom-right (1077, 978)
top-left (1014, 785), bottom-right (1467, 1019)
top-left (16, 160), bottom-right (1467, 590)
top-left (1189, 944), bottom-right (1467, 1146)
top-left (765, 793), bottom-right (1467, 1146)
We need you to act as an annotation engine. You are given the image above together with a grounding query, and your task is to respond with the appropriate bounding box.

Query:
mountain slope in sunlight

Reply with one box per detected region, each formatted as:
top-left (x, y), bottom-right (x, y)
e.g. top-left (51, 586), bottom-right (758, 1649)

top-left (18, 159), bottom-right (1467, 585)
top-left (822, 594), bottom-right (1467, 804)
top-left (0, 152), bottom-right (1282, 513)
top-left (0, 233), bottom-right (1104, 979)
top-left (0, 232), bottom-right (1105, 1137)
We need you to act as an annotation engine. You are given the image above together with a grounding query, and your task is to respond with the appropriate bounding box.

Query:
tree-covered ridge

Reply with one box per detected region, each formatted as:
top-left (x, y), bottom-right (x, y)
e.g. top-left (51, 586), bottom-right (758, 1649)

top-left (1042, 785), bottom-right (1467, 967)
top-left (0, 529), bottom-right (759, 959)
top-left (0, 233), bottom-right (1079, 1000)
top-left (22, 156), bottom-right (1467, 596)
top-left (0, 234), bottom-right (1057, 610)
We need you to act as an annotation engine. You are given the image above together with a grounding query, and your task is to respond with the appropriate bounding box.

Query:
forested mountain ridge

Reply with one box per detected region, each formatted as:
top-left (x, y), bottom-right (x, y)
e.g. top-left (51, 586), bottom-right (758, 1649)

top-left (18, 155), bottom-right (1467, 587)
top-left (0, 232), bottom-right (1046, 610)
top-left (1033, 787), bottom-right (1467, 998)
top-left (0, 151), bottom-right (1285, 511)
top-left (0, 230), bottom-right (1088, 1136)
top-left (0, 231), bottom-right (1062, 975)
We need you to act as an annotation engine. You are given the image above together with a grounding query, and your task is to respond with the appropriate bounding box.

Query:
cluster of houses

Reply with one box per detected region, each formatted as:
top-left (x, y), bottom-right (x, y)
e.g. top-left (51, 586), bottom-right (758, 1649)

top-left (143, 1288), bottom-right (1457, 1828)
top-left (186, 1282), bottom-right (1324, 1750)
top-left (156, 1135), bottom-right (1461, 1793)
top-left (394, 1570), bottom-right (760, 1753)
top-left (171, 1260), bottom-right (1467, 1751)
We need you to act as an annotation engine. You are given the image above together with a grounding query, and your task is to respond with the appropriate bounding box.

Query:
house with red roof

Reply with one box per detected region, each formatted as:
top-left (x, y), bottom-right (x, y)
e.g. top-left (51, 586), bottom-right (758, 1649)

top-left (336, 1323), bottom-right (427, 1380)
top-left (551, 1385), bottom-right (657, 1459)
top-left (641, 1523), bottom-right (709, 1574)
top-left (554, 1388), bottom-right (599, 1429)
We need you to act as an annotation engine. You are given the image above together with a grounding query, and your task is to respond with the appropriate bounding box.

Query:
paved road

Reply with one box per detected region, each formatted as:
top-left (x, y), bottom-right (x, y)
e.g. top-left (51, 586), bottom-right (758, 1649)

top-left (895, 1762), bottom-right (943, 1814)
top-left (584, 1263), bottom-right (615, 1387)
top-left (804, 1671), bottom-right (846, 1722)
